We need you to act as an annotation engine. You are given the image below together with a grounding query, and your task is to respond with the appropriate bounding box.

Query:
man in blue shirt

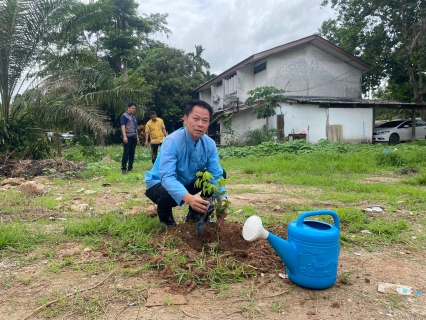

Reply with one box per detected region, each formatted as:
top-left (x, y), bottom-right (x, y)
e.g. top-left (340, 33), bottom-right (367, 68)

top-left (120, 102), bottom-right (139, 174)
top-left (145, 100), bottom-right (227, 227)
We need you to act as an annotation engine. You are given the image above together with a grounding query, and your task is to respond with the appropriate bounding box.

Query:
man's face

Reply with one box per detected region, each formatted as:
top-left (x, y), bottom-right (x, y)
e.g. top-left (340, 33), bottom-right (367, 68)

top-left (184, 106), bottom-right (210, 141)
top-left (150, 114), bottom-right (157, 122)
top-left (128, 105), bottom-right (136, 115)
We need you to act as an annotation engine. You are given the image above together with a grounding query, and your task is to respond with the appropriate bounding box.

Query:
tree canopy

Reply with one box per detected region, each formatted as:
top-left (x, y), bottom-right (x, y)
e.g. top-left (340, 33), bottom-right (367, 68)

top-left (319, 0), bottom-right (426, 112)
top-left (245, 86), bottom-right (287, 119)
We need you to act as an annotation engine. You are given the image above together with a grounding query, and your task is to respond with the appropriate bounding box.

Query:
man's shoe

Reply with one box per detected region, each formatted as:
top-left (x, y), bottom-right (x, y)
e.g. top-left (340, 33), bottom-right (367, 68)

top-left (127, 168), bottom-right (133, 172)
top-left (162, 221), bottom-right (177, 228)
top-left (122, 169), bottom-right (127, 174)
top-left (161, 216), bottom-right (177, 227)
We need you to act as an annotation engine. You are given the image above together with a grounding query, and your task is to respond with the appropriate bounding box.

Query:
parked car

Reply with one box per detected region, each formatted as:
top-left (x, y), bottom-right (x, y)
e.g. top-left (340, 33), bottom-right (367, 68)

top-left (46, 131), bottom-right (65, 143)
top-left (373, 119), bottom-right (426, 144)
top-left (61, 131), bottom-right (76, 142)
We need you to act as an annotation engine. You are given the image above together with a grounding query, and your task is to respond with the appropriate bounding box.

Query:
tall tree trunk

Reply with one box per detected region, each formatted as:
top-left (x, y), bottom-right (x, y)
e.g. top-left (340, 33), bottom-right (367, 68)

top-left (1, 95), bottom-right (10, 120)
top-left (409, 63), bottom-right (426, 121)
top-left (122, 59), bottom-right (128, 82)
top-left (54, 132), bottom-right (62, 157)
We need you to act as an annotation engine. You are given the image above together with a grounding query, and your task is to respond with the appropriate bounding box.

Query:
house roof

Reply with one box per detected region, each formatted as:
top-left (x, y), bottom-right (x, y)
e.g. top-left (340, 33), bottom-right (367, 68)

top-left (194, 34), bottom-right (371, 92)
top-left (287, 98), bottom-right (426, 110)
top-left (215, 98), bottom-right (426, 118)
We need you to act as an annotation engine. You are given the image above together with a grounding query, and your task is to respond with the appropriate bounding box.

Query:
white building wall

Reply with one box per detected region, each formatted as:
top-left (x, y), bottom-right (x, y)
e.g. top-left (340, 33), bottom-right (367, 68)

top-left (266, 103), bottom-right (372, 143)
top-left (270, 103), bottom-right (328, 142)
top-left (210, 84), bottom-right (223, 111)
top-left (254, 60), bottom-right (268, 88)
top-left (328, 108), bottom-right (373, 143)
top-left (223, 103), bottom-right (373, 144)
top-left (268, 44), bottom-right (363, 98)
top-left (236, 66), bottom-right (254, 103)
top-left (219, 109), bottom-right (266, 145)
top-left (199, 89), bottom-right (211, 106)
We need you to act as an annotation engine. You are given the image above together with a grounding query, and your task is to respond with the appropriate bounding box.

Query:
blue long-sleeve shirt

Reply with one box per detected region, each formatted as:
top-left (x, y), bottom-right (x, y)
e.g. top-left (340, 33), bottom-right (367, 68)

top-left (144, 128), bottom-right (226, 205)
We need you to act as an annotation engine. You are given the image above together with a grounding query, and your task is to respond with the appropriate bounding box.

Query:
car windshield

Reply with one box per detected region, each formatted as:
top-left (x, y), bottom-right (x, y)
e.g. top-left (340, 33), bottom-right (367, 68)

top-left (376, 120), bottom-right (405, 128)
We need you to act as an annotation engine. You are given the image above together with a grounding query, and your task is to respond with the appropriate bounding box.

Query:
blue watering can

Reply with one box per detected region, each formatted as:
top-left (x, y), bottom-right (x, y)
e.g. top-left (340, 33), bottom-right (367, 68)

top-left (243, 210), bottom-right (340, 290)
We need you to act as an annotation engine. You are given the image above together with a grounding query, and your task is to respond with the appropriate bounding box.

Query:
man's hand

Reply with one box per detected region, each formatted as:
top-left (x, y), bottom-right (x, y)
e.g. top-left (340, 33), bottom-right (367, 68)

top-left (145, 141), bottom-right (149, 147)
top-left (183, 194), bottom-right (210, 214)
top-left (123, 136), bottom-right (128, 144)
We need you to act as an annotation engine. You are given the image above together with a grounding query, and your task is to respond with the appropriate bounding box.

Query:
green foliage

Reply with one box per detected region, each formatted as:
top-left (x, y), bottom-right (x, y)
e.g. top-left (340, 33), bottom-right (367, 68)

top-left (194, 171), bottom-right (230, 219)
top-left (220, 112), bottom-right (243, 146)
top-left (319, 0), bottom-right (426, 103)
top-left (245, 86), bottom-right (287, 119)
top-left (0, 222), bottom-right (47, 251)
top-left (246, 129), bottom-right (278, 146)
top-left (368, 219), bottom-right (408, 236)
top-left (188, 45), bottom-right (211, 73)
top-left (83, 0), bottom-right (170, 77)
top-left (135, 44), bottom-right (206, 129)
top-left (376, 149), bottom-right (406, 167)
top-left (78, 135), bottom-right (98, 161)
top-left (64, 212), bottom-right (159, 254)
top-left (0, 113), bottom-right (52, 159)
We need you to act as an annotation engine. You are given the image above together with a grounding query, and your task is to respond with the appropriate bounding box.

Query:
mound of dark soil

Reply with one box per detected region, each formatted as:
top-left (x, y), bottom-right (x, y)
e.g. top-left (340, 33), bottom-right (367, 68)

top-left (165, 221), bottom-right (287, 270)
top-left (139, 221), bottom-right (290, 293)
top-left (0, 157), bottom-right (86, 177)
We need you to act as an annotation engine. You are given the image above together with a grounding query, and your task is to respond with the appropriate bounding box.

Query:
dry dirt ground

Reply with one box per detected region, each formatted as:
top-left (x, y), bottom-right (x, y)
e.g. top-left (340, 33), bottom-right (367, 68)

top-left (0, 175), bottom-right (425, 319)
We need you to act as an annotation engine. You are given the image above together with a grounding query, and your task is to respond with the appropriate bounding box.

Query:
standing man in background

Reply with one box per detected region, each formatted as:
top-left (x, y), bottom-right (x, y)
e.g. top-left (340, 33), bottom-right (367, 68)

top-left (145, 111), bottom-right (167, 164)
top-left (120, 102), bottom-right (139, 174)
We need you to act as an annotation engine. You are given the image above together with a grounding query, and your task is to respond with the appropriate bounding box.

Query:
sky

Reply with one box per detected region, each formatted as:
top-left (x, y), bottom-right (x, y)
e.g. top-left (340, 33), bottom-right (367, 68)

top-left (137, 0), bottom-right (336, 75)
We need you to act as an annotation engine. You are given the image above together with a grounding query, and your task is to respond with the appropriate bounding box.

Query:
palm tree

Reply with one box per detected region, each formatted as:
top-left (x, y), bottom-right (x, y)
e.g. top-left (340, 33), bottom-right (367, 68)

top-left (0, 0), bottom-right (84, 127)
top-left (189, 45), bottom-right (211, 73)
top-left (18, 59), bottom-right (151, 155)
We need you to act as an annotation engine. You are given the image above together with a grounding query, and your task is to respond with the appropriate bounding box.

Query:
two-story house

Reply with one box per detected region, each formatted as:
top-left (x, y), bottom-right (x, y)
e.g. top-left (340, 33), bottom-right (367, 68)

top-left (194, 35), bottom-right (373, 144)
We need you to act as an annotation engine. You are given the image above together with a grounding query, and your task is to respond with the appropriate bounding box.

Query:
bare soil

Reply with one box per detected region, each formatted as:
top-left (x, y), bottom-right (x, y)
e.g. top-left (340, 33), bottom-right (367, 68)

top-left (0, 172), bottom-right (426, 319)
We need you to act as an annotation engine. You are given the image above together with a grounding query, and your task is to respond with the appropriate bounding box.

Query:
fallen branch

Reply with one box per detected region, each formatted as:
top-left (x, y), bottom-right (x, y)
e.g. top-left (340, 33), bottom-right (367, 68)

top-left (182, 308), bottom-right (199, 318)
top-left (21, 270), bottom-right (115, 320)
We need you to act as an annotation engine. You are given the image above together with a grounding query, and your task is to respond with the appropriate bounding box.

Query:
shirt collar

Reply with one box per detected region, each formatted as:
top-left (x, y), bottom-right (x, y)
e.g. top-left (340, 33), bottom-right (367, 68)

top-left (184, 128), bottom-right (199, 147)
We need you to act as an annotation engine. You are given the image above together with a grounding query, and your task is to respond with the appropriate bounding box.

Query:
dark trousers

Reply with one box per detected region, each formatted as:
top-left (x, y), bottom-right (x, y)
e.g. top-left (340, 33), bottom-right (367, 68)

top-left (150, 143), bottom-right (162, 164)
top-left (121, 137), bottom-right (137, 170)
top-left (145, 170), bottom-right (227, 224)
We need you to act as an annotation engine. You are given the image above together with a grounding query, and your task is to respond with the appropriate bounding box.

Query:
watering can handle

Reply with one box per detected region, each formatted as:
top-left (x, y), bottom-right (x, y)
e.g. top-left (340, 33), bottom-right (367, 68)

top-left (296, 210), bottom-right (340, 230)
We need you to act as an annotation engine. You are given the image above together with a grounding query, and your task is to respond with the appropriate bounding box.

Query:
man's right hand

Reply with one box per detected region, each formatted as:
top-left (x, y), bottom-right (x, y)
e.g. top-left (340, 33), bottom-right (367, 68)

top-left (123, 137), bottom-right (128, 144)
top-left (145, 142), bottom-right (149, 147)
top-left (183, 194), bottom-right (210, 214)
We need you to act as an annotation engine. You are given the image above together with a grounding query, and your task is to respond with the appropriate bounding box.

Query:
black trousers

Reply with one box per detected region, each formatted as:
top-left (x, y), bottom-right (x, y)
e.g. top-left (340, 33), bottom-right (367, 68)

top-left (121, 137), bottom-right (137, 170)
top-left (150, 143), bottom-right (162, 164)
top-left (145, 170), bottom-right (227, 224)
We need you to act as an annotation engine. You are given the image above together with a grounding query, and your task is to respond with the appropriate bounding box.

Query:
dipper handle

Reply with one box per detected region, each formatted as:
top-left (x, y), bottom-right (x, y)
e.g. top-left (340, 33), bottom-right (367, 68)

top-left (296, 210), bottom-right (340, 230)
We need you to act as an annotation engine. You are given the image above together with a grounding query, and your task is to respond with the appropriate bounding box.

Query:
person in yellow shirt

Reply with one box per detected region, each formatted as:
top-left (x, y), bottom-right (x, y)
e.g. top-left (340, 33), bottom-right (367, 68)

top-left (145, 111), bottom-right (167, 164)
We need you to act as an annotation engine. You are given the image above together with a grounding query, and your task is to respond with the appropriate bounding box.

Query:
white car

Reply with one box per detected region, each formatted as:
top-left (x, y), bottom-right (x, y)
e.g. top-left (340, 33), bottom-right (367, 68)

top-left (373, 119), bottom-right (426, 144)
top-left (46, 131), bottom-right (64, 143)
top-left (61, 131), bottom-right (76, 142)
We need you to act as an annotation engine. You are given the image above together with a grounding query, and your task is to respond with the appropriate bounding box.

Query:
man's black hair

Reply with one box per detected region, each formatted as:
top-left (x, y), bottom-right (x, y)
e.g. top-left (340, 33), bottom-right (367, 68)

top-left (128, 102), bottom-right (136, 108)
top-left (185, 100), bottom-right (213, 119)
top-left (149, 111), bottom-right (157, 116)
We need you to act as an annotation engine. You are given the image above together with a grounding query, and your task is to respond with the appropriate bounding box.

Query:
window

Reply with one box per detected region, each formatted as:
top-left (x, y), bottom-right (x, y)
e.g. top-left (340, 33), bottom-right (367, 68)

top-left (254, 62), bottom-right (266, 74)
top-left (216, 80), bottom-right (222, 87)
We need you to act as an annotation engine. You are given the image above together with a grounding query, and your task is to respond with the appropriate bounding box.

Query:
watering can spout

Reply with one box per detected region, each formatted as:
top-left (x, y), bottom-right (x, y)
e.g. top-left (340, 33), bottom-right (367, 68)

top-left (265, 232), bottom-right (298, 272)
top-left (242, 216), bottom-right (297, 273)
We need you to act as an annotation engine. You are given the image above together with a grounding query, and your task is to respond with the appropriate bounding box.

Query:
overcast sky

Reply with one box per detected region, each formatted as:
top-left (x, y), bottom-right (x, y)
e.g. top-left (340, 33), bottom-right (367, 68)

top-left (137, 0), bottom-right (336, 75)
